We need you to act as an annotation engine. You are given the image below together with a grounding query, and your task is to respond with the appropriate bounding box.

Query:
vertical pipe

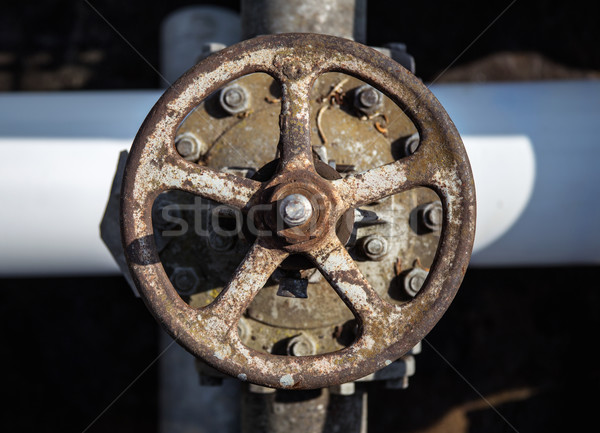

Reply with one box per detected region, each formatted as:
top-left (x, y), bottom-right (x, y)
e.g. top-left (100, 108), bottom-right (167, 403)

top-left (241, 385), bottom-right (367, 433)
top-left (239, 2), bottom-right (368, 430)
top-left (241, 0), bottom-right (367, 43)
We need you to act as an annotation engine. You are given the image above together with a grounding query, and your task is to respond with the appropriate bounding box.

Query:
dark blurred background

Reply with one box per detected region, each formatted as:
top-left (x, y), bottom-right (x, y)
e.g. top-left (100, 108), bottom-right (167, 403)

top-left (1, 1), bottom-right (599, 432)
top-left (1, 0), bottom-right (600, 90)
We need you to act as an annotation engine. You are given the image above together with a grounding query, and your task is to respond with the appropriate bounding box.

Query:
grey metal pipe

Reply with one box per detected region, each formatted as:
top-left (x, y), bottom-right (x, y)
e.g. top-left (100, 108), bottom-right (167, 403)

top-left (241, 385), bottom-right (367, 433)
top-left (241, 0), bottom-right (367, 43)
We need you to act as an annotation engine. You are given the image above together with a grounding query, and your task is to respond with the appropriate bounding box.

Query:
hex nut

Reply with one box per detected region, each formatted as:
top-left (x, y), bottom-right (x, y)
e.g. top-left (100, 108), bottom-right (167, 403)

top-left (219, 84), bottom-right (249, 115)
top-left (359, 235), bottom-right (388, 261)
top-left (403, 267), bottom-right (428, 297)
top-left (384, 42), bottom-right (416, 74)
top-left (208, 228), bottom-right (237, 252)
top-left (403, 132), bottom-right (420, 156)
top-left (287, 333), bottom-right (317, 356)
top-left (422, 201), bottom-right (443, 232)
top-left (354, 84), bottom-right (382, 114)
top-left (171, 267), bottom-right (200, 295)
top-left (175, 132), bottom-right (204, 161)
top-left (152, 195), bottom-right (182, 231)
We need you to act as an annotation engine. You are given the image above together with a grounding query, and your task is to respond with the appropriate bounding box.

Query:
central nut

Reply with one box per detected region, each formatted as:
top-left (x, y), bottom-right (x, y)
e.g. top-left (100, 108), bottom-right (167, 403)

top-left (279, 194), bottom-right (313, 227)
top-left (261, 168), bottom-right (343, 250)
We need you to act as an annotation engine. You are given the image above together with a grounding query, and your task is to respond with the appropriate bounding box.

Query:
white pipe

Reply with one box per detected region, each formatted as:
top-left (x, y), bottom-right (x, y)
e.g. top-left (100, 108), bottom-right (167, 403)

top-left (0, 91), bottom-right (159, 276)
top-left (462, 135), bottom-right (535, 256)
top-left (432, 81), bottom-right (600, 265)
top-left (0, 81), bottom-right (598, 276)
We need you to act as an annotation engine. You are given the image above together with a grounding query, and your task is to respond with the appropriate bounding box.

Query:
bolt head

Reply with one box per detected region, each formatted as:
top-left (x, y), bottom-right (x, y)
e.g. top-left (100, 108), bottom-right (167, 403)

top-left (152, 195), bottom-right (181, 231)
top-left (171, 267), bottom-right (200, 295)
top-left (426, 208), bottom-right (442, 227)
top-left (404, 135), bottom-right (420, 156)
top-left (423, 201), bottom-right (443, 231)
top-left (287, 334), bottom-right (317, 356)
top-left (355, 85), bottom-right (382, 112)
top-left (175, 133), bottom-right (203, 161)
top-left (359, 88), bottom-right (379, 107)
top-left (404, 268), bottom-right (428, 297)
top-left (176, 138), bottom-right (196, 157)
top-left (361, 235), bottom-right (388, 260)
top-left (279, 194), bottom-right (313, 227)
top-left (220, 84), bottom-right (249, 114)
top-left (365, 237), bottom-right (385, 255)
top-left (224, 88), bottom-right (243, 107)
top-left (208, 229), bottom-right (237, 252)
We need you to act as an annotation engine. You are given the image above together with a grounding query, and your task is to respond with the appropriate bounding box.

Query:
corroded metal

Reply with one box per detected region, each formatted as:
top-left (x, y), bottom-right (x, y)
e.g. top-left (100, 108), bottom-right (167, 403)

top-left (121, 33), bottom-right (476, 390)
top-left (241, 386), bottom-right (367, 433)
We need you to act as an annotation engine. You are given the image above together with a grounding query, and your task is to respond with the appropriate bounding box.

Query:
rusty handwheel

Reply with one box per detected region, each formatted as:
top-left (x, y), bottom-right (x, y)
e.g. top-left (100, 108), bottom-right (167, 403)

top-left (121, 33), bottom-right (476, 389)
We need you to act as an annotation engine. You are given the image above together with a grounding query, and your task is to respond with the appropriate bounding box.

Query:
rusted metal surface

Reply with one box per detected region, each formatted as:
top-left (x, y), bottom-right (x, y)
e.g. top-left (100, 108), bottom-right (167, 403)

top-left (241, 385), bottom-right (367, 433)
top-left (121, 33), bottom-right (476, 390)
top-left (175, 71), bottom-right (435, 344)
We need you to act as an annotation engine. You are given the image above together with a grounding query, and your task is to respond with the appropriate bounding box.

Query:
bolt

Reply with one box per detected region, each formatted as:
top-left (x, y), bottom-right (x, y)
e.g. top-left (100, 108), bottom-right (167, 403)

top-left (354, 85), bottom-right (382, 113)
top-left (176, 138), bottom-right (195, 156)
top-left (385, 42), bottom-right (416, 74)
top-left (279, 194), bottom-right (313, 227)
top-left (403, 267), bottom-right (428, 297)
top-left (360, 235), bottom-right (388, 261)
top-left (171, 267), bottom-right (200, 295)
top-left (175, 132), bottom-right (205, 161)
top-left (287, 334), bottom-right (317, 357)
top-left (365, 237), bottom-right (386, 255)
top-left (208, 229), bottom-right (237, 252)
top-left (422, 201), bottom-right (443, 232)
top-left (152, 195), bottom-right (181, 231)
top-left (403, 133), bottom-right (420, 156)
top-left (219, 84), bottom-right (249, 115)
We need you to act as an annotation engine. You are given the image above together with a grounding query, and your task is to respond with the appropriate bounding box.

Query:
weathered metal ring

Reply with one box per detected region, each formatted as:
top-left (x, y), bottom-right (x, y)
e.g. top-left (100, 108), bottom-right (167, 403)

top-left (121, 33), bottom-right (475, 390)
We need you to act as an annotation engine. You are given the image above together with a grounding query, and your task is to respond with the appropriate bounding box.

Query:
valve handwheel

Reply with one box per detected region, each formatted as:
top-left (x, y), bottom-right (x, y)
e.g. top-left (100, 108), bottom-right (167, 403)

top-left (121, 34), bottom-right (476, 389)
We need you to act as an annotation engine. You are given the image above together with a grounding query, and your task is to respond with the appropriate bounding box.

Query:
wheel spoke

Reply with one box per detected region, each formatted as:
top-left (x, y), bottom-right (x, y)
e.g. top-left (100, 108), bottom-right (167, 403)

top-left (332, 157), bottom-right (424, 209)
top-left (200, 240), bottom-right (288, 336)
top-left (153, 155), bottom-right (261, 210)
top-left (277, 77), bottom-right (314, 171)
top-left (308, 236), bottom-right (389, 324)
top-left (332, 135), bottom-right (454, 209)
